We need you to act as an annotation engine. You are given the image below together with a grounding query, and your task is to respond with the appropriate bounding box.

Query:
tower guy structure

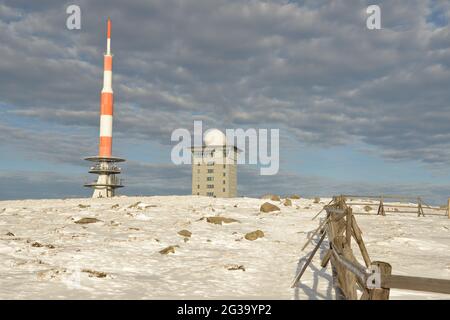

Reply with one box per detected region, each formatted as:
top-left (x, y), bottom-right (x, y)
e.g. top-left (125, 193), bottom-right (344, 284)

top-left (85, 18), bottom-right (125, 198)
top-left (190, 129), bottom-right (239, 198)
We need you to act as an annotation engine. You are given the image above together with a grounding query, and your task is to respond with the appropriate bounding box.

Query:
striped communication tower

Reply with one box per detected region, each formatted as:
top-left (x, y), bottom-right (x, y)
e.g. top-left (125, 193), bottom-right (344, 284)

top-left (85, 18), bottom-right (125, 198)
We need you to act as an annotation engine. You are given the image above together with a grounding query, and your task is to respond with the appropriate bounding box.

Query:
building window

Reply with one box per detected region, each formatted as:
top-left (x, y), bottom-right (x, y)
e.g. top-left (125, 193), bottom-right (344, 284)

top-left (223, 188), bottom-right (226, 192)
top-left (207, 177), bottom-right (214, 181)
top-left (207, 184), bottom-right (214, 189)
top-left (223, 172), bottom-right (226, 177)
top-left (223, 164), bottom-right (226, 169)
top-left (197, 185), bottom-right (200, 189)
top-left (207, 162), bottom-right (214, 166)
top-left (207, 192), bottom-right (214, 197)
top-left (223, 180), bottom-right (226, 184)
top-left (208, 169), bottom-right (214, 173)
top-left (197, 192), bottom-right (200, 195)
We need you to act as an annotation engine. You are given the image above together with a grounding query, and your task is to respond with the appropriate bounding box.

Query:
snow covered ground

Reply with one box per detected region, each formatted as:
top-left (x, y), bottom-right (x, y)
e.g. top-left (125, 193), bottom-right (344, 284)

top-left (0, 195), bottom-right (449, 299)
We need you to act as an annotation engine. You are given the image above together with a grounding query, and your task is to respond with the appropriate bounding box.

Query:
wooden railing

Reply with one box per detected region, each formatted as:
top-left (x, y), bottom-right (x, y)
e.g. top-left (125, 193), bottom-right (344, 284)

top-left (340, 194), bottom-right (448, 217)
top-left (292, 196), bottom-right (450, 300)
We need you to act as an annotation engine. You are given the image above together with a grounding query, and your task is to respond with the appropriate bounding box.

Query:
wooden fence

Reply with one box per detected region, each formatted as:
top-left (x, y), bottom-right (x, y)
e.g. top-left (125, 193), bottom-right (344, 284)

top-left (340, 194), bottom-right (448, 217)
top-left (292, 196), bottom-right (450, 300)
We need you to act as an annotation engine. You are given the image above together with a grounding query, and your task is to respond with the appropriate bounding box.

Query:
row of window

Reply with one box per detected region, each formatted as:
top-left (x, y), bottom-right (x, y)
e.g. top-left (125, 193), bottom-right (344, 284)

top-left (196, 185), bottom-right (226, 192)
top-left (193, 150), bottom-right (230, 157)
top-left (197, 163), bottom-right (227, 168)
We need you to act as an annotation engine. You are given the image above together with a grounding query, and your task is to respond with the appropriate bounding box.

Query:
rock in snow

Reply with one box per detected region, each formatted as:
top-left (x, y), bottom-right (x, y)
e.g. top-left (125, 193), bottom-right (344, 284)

top-left (178, 230), bottom-right (192, 237)
top-left (260, 202), bottom-right (280, 213)
top-left (206, 217), bottom-right (240, 225)
top-left (245, 230), bottom-right (265, 241)
top-left (74, 217), bottom-right (101, 224)
top-left (261, 194), bottom-right (281, 201)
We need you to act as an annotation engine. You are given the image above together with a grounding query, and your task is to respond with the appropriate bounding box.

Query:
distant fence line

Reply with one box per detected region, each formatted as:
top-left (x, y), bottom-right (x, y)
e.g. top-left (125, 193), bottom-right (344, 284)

top-left (333, 194), bottom-right (448, 218)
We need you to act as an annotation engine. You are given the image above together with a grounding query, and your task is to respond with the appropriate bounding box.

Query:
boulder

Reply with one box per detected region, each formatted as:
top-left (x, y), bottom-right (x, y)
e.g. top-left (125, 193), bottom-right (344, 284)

top-left (75, 217), bottom-right (101, 224)
top-left (313, 197), bottom-right (321, 204)
top-left (261, 194), bottom-right (281, 201)
top-left (283, 199), bottom-right (292, 206)
top-left (206, 217), bottom-right (240, 225)
top-left (178, 230), bottom-right (192, 237)
top-left (159, 245), bottom-right (179, 255)
top-left (245, 230), bottom-right (265, 241)
top-left (260, 202), bottom-right (280, 213)
top-left (290, 195), bottom-right (301, 199)
top-left (128, 201), bottom-right (141, 209)
top-left (82, 269), bottom-right (107, 278)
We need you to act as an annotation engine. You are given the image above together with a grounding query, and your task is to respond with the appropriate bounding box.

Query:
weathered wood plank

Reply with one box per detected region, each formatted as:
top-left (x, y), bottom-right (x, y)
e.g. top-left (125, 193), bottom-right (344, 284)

top-left (381, 275), bottom-right (450, 294)
top-left (321, 249), bottom-right (332, 268)
top-left (351, 215), bottom-right (371, 268)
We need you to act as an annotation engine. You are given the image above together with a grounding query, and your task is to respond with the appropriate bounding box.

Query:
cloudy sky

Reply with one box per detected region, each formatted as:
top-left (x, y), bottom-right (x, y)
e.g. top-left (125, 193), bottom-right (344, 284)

top-left (1, 0), bottom-right (450, 203)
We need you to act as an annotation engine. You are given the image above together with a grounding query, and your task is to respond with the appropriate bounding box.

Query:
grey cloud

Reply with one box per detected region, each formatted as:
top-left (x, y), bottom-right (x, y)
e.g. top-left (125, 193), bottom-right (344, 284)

top-left (0, 0), bottom-right (450, 187)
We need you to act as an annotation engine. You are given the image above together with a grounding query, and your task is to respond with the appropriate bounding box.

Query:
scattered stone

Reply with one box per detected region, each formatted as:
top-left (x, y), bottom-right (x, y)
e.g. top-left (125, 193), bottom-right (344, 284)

top-left (225, 264), bottom-right (246, 271)
top-left (74, 218), bottom-right (101, 224)
top-left (78, 204), bottom-right (90, 209)
top-left (82, 269), bottom-right (107, 278)
top-left (206, 217), bottom-right (240, 225)
top-left (31, 242), bottom-right (44, 248)
top-left (283, 199), bottom-right (292, 206)
top-left (178, 230), bottom-right (192, 237)
top-left (31, 242), bottom-right (55, 249)
top-left (128, 227), bottom-right (140, 231)
top-left (290, 195), bottom-right (301, 199)
top-left (364, 205), bottom-right (372, 212)
top-left (313, 197), bottom-right (321, 204)
top-left (111, 204), bottom-right (120, 209)
top-left (260, 202), bottom-right (280, 213)
top-left (245, 230), bottom-right (265, 241)
top-left (233, 204), bottom-right (238, 208)
top-left (37, 268), bottom-right (67, 280)
top-left (159, 245), bottom-right (179, 255)
top-left (5, 232), bottom-right (15, 237)
top-left (183, 237), bottom-right (189, 243)
top-left (128, 201), bottom-right (142, 209)
top-left (261, 194), bottom-right (281, 201)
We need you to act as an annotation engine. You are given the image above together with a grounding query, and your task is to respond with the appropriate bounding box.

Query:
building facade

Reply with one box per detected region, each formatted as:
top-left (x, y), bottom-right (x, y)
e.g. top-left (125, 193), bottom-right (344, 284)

top-left (191, 145), bottom-right (238, 198)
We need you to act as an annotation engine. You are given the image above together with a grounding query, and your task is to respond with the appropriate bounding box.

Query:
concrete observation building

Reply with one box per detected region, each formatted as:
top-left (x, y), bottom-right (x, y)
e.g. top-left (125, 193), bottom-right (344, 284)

top-left (191, 129), bottom-right (239, 198)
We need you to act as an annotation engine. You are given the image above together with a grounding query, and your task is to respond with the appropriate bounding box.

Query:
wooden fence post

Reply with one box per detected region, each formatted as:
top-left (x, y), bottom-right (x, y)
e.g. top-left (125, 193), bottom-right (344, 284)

top-left (346, 207), bottom-right (352, 245)
top-left (368, 261), bottom-right (392, 300)
top-left (417, 198), bottom-right (425, 217)
top-left (448, 198), bottom-right (450, 219)
top-left (377, 197), bottom-right (385, 216)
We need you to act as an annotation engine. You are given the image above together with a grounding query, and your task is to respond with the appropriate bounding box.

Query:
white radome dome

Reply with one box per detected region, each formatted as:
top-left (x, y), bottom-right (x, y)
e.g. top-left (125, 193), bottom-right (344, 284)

top-left (204, 129), bottom-right (227, 146)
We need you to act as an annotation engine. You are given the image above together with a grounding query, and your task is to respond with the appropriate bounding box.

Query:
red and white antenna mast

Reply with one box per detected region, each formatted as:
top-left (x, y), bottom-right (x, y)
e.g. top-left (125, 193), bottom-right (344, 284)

top-left (85, 18), bottom-right (125, 198)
